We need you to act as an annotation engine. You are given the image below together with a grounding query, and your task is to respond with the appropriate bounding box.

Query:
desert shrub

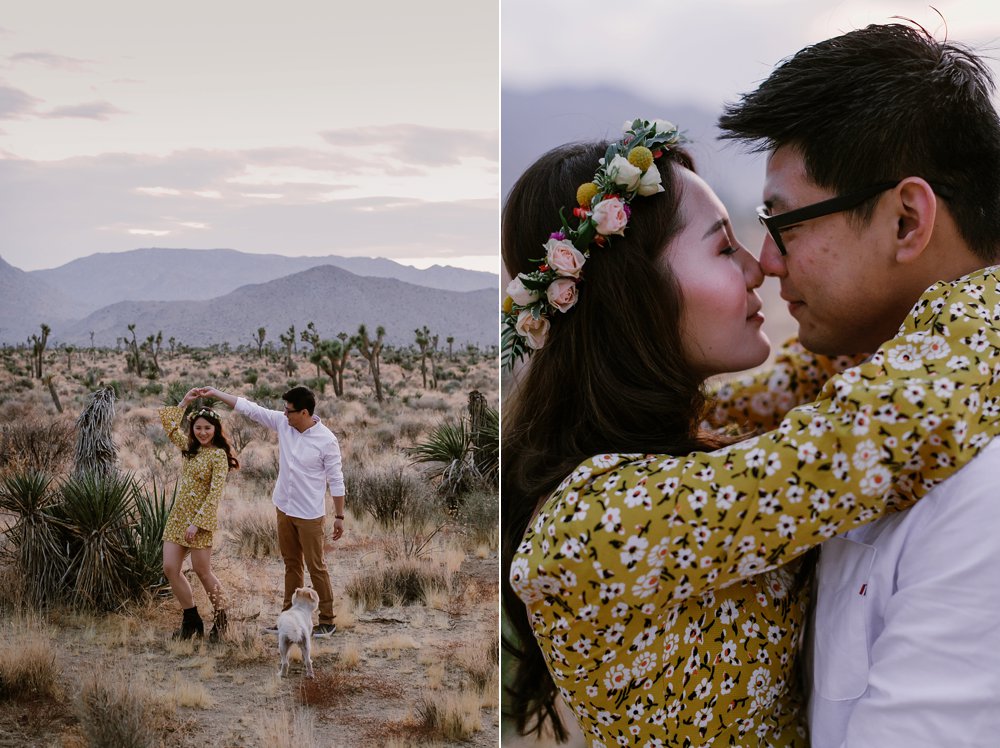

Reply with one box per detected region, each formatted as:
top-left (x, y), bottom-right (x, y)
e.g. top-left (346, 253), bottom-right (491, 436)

top-left (396, 414), bottom-right (425, 441)
top-left (1, 470), bottom-right (174, 611)
top-left (345, 559), bottom-right (448, 609)
top-left (345, 464), bottom-right (432, 529)
top-left (305, 376), bottom-right (327, 394)
top-left (75, 670), bottom-right (163, 748)
top-left (370, 423), bottom-right (399, 449)
top-left (165, 380), bottom-right (192, 406)
top-left (0, 619), bottom-right (60, 701)
top-left (453, 488), bottom-right (498, 547)
top-left (227, 502), bottom-right (279, 558)
top-left (411, 396), bottom-right (449, 412)
top-left (13, 377), bottom-right (34, 391)
top-left (242, 368), bottom-right (259, 385)
top-left (0, 420), bottom-right (75, 475)
top-left (415, 691), bottom-right (483, 741)
top-left (249, 382), bottom-right (280, 404)
top-left (0, 471), bottom-right (64, 605)
top-left (241, 450), bottom-right (280, 487)
top-left (138, 381), bottom-right (162, 397)
top-left (83, 367), bottom-right (102, 388)
top-left (256, 707), bottom-right (317, 748)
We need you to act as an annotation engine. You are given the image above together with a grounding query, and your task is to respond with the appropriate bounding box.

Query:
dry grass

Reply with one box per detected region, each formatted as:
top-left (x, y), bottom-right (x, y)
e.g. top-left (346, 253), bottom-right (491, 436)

top-left (346, 559), bottom-right (450, 609)
top-left (0, 346), bottom-right (499, 746)
top-left (75, 668), bottom-right (171, 748)
top-left (255, 706), bottom-right (317, 748)
top-left (415, 689), bottom-right (484, 741)
top-left (0, 617), bottom-right (60, 700)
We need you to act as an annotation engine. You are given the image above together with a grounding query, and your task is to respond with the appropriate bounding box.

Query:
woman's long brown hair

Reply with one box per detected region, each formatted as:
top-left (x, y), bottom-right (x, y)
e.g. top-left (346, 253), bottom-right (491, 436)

top-left (500, 141), bottom-right (728, 740)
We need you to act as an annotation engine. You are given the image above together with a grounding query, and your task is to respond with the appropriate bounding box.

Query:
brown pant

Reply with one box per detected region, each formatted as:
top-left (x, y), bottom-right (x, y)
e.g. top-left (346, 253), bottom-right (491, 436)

top-left (275, 508), bottom-right (335, 625)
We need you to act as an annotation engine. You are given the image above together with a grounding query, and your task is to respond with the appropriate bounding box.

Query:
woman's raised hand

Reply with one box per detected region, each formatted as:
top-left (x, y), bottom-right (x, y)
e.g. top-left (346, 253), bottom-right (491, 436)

top-left (180, 388), bottom-right (201, 406)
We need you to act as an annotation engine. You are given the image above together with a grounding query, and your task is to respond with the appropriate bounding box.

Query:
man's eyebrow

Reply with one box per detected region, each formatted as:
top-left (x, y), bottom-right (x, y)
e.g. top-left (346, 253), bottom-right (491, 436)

top-left (702, 218), bottom-right (728, 240)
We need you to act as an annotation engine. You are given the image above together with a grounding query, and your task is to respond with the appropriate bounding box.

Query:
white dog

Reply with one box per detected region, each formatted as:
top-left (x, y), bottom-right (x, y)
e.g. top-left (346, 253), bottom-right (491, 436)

top-left (277, 587), bottom-right (319, 678)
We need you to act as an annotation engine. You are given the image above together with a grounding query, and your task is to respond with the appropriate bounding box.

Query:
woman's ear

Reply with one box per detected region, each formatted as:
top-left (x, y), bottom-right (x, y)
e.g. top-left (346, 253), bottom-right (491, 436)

top-left (893, 177), bottom-right (937, 264)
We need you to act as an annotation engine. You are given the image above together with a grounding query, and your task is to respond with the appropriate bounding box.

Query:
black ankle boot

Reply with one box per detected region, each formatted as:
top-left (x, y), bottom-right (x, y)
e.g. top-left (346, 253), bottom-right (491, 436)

top-left (174, 606), bottom-right (204, 640)
top-left (208, 609), bottom-right (227, 643)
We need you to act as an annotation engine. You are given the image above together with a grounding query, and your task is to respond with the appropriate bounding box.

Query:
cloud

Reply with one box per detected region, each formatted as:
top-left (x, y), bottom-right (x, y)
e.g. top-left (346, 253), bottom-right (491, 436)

top-left (41, 100), bottom-right (124, 120)
top-left (9, 51), bottom-right (93, 71)
top-left (320, 124), bottom-right (498, 167)
top-left (0, 83), bottom-right (41, 119)
top-left (0, 150), bottom-right (496, 270)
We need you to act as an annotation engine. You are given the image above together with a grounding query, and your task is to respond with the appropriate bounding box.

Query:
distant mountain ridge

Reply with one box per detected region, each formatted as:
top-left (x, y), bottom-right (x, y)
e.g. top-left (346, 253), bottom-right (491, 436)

top-left (0, 250), bottom-right (498, 347)
top-left (58, 264), bottom-right (495, 348)
top-left (30, 247), bottom-right (497, 315)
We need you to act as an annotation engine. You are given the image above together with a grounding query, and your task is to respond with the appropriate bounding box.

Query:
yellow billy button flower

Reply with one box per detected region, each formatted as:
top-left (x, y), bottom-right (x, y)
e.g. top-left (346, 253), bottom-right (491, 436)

top-left (627, 146), bottom-right (653, 172)
top-left (576, 182), bottom-right (599, 208)
top-left (502, 295), bottom-right (515, 314)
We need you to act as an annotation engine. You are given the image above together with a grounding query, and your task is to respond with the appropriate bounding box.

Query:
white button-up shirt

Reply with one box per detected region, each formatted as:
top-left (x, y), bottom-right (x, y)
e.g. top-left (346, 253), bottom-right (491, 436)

top-left (235, 397), bottom-right (345, 520)
top-left (808, 439), bottom-right (1000, 747)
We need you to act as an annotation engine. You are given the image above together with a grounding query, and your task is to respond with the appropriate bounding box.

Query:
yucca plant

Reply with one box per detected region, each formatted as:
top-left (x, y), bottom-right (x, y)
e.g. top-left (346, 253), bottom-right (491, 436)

top-left (469, 402), bottom-right (498, 488)
top-left (0, 470), bottom-right (67, 605)
top-left (125, 478), bottom-right (176, 594)
top-left (55, 471), bottom-right (138, 611)
top-left (73, 386), bottom-right (118, 478)
top-left (408, 419), bottom-right (478, 506)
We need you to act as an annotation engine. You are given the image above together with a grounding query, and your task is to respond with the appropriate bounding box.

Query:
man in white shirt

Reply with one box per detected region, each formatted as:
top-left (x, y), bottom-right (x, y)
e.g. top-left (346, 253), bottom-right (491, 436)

top-left (200, 384), bottom-right (345, 637)
top-left (717, 21), bottom-right (1000, 746)
top-left (807, 440), bottom-right (1000, 747)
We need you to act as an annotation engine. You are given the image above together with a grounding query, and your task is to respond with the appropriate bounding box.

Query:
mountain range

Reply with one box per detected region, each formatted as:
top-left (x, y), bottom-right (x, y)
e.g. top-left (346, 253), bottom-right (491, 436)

top-left (1, 249), bottom-right (498, 348)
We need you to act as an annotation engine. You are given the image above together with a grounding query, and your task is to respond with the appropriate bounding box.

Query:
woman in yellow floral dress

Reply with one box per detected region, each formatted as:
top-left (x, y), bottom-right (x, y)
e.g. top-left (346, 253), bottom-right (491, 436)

top-left (160, 388), bottom-right (239, 640)
top-left (500, 121), bottom-right (1000, 747)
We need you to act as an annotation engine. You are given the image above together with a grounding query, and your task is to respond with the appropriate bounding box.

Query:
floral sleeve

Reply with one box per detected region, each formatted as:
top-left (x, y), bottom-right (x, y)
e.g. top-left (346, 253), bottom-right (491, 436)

top-left (159, 406), bottom-right (188, 451)
top-left (513, 269), bottom-right (1000, 607)
top-left (192, 449), bottom-right (229, 531)
top-left (705, 338), bottom-right (868, 434)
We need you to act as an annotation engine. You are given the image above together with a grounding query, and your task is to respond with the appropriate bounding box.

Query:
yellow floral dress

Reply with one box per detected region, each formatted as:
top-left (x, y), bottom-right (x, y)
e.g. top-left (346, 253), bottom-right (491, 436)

top-left (159, 406), bottom-right (229, 549)
top-left (510, 267), bottom-right (1000, 747)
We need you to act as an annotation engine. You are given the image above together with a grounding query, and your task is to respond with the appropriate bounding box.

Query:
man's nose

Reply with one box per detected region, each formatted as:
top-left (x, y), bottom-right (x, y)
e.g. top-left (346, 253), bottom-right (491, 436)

top-left (759, 236), bottom-right (787, 278)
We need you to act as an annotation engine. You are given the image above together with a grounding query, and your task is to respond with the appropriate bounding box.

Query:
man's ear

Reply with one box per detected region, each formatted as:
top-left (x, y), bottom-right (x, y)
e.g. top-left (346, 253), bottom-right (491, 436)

top-left (893, 177), bottom-right (937, 264)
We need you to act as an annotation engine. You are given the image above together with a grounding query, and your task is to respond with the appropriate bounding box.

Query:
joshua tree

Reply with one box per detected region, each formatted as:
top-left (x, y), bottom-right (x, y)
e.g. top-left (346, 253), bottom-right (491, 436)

top-left (168, 336), bottom-right (177, 358)
top-left (279, 327), bottom-right (297, 377)
top-left (74, 386), bottom-right (118, 478)
top-left (30, 323), bottom-right (50, 379)
top-left (415, 326), bottom-right (431, 389)
top-left (253, 327), bottom-right (267, 358)
top-left (301, 322), bottom-right (322, 375)
top-left (356, 324), bottom-right (386, 403)
top-left (447, 335), bottom-right (454, 361)
top-left (65, 345), bottom-right (75, 374)
top-left (142, 331), bottom-right (163, 376)
top-left (310, 337), bottom-right (354, 397)
top-left (125, 324), bottom-right (144, 376)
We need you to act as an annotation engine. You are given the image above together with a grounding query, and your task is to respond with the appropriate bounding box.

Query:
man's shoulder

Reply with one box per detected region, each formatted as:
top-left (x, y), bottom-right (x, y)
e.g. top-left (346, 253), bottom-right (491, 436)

top-left (843, 438), bottom-right (1000, 545)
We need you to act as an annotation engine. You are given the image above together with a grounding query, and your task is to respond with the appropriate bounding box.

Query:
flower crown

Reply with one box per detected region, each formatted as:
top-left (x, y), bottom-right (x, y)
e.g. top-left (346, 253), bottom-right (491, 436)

top-left (187, 407), bottom-right (221, 423)
top-left (501, 118), bottom-right (685, 371)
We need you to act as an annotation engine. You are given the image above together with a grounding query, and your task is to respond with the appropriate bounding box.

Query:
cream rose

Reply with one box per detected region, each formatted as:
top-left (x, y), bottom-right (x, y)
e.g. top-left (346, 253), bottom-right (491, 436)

top-left (546, 277), bottom-right (579, 312)
top-left (506, 275), bottom-right (541, 306)
top-left (592, 196), bottom-right (629, 236)
top-left (515, 309), bottom-right (550, 350)
top-left (608, 154), bottom-right (642, 191)
top-left (637, 166), bottom-right (664, 196)
top-left (544, 238), bottom-right (586, 278)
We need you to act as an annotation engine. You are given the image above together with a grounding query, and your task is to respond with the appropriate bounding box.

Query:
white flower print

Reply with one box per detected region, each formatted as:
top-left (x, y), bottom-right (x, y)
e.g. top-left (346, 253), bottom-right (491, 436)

top-left (620, 535), bottom-right (648, 566)
top-left (688, 490), bottom-right (709, 511)
top-left (632, 626), bottom-right (657, 651)
top-left (631, 571), bottom-right (660, 599)
top-left (674, 548), bottom-right (697, 569)
top-left (603, 664), bottom-right (631, 692)
top-left (887, 344), bottom-right (922, 370)
top-left (592, 454), bottom-right (619, 469)
top-left (745, 448), bottom-right (767, 468)
top-left (600, 506), bottom-right (623, 532)
top-left (747, 666), bottom-right (771, 697)
top-left (624, 485), bottom-right (651, 509)
top-left (694, 706), bottom-right (713, 728)
top-left (797, 442), bottom-right (819, 463)
top-left (719, 639), bottom-right (738, 662)
top-left (764, 452), bottom-right (782, 476)
top-left (852, 439), bottom-right (880, 470)
top-left (737, 554), bottom-right (767, 577)
top-left (716, 484), bottom-right (738, 510)
top-left (631, 651), bottom-right (657, 678)
top-left (859, 465), bottom-right (892, 496)
top-left (902, 382), bottom-right (925, 404)
top-left (757, 493), bottom-right (780, 514)
top-left (920, 335), bottom-right (950, 359)
top-left (933, 377), bottom-right (957, 399)
top-left (776, 514), bottom-right (796, 538)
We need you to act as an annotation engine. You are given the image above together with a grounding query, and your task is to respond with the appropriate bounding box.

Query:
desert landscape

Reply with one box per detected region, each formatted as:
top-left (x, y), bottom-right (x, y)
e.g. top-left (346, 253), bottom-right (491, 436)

top-left (0, 332), bottom-right (499, 747)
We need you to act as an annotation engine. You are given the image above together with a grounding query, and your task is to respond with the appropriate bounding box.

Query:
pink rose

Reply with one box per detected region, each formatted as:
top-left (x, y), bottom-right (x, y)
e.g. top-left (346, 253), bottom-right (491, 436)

top-left (546, 277), bottom-right (578, 312)
top-left (592, 196), bottom-right (629, 236)
top-left (506, 275), bottom-right (541, 306)
top-left (515, 309), bottom-right (550, 350)
top-left (544, 238), bottom-right (586, 278)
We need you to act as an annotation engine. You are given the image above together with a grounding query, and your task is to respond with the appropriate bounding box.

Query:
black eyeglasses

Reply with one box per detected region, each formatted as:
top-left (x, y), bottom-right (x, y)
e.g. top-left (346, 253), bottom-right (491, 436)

top-left (283, 406), bottom-right (303, 415)
top-left (756, 180), bottom-right (902, 256)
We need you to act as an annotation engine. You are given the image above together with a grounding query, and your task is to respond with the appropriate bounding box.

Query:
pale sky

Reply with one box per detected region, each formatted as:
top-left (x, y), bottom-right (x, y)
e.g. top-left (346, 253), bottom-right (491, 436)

top-left (0, 0), bottom-right (499, 272)
top-left (503, 1), bottom-right (1000, 110)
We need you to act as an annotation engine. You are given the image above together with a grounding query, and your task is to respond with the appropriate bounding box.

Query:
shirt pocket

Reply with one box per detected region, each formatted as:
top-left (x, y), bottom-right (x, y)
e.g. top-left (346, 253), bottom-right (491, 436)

top-left (812, 536), bottom-right (876, 701)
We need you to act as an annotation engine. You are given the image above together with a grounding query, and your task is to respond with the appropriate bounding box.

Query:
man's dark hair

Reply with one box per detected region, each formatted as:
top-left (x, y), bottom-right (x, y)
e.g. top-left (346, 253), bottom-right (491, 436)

top-left (718, 22), bottom-right (1000, 262)
top-left (283, 386), bottom-right (316, 416)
